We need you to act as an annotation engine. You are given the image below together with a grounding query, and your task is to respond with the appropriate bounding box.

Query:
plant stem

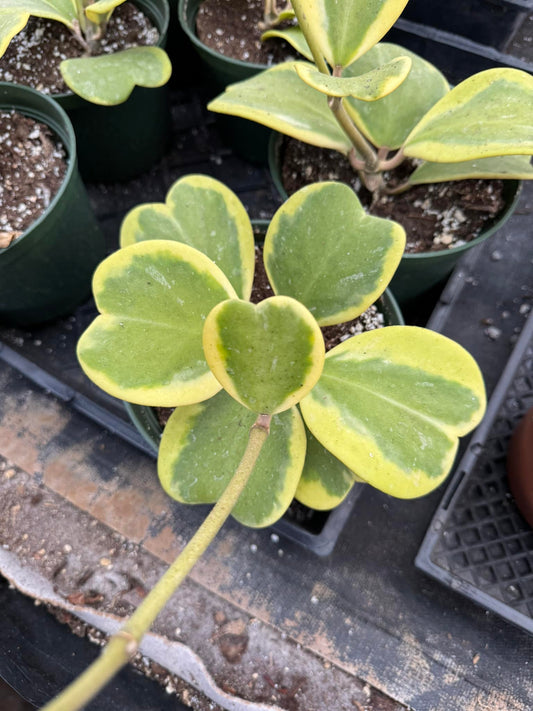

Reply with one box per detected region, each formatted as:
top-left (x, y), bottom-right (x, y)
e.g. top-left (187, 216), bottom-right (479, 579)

top-left (40, 413), bottom-right (272, 711)
top-left (290, 0), bottom-right (379, 178)
top-left (329, 97), bottom-right (380, 173)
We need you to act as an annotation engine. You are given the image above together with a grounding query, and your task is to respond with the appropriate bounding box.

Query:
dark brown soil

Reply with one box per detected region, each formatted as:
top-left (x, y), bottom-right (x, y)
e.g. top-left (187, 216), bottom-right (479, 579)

top-left (280, 138), bottom-right (507, 254)
top-left (196, 0), bottom-right (298, 64)
top-left (0, 111), bottom-right (67, 248)
top-left (0, 3), bottom-right (159, 95)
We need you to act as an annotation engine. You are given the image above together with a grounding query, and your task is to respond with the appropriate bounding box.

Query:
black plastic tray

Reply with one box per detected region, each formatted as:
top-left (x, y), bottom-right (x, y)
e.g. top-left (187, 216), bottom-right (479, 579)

top-left (416, 309), bottom-right (533, 635)
top-left (386, 16), bottom-right (532, 85)
top-left (400, 0), bottom-right (528, 50)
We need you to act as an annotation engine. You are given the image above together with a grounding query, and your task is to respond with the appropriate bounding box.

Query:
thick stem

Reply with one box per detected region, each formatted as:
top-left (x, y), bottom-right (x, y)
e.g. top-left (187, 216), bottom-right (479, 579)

top-left (329, 97), bottom-right (379, 173)
top-left (378, 148), bottom-right (405, 172)
top-left (40, 413), bottom-right (272, 711)
top-left (291, 0), bottom-right (379, 176)
top-left (262, 0), bottom-right (277, 27)
top-left (78, 0), bottom-right (105, 54)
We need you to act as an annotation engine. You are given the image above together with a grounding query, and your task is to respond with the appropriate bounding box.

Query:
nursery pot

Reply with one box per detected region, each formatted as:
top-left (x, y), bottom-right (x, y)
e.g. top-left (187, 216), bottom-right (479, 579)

top-left (54, 0), bottom-right (171, 183)
top-left (268, 133), bottom-right (522, 304)
top-left (0, 84), bottom-right (105, 326)
top-left (178, 0), bottom-right (273, 163)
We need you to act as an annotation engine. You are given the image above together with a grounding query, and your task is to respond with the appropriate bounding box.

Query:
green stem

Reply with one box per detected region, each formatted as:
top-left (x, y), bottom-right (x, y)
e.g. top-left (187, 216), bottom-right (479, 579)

top-left (329, 97), bottom-right (379, 173)
top-left (40, 413), bottom-right (272, 711)
top-left (290, 0), bottom-right (379, 176)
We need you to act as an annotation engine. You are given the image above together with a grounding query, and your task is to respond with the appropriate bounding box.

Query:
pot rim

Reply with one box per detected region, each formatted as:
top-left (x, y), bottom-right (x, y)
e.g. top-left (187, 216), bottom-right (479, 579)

top-left (178, 0), bottom-right (270, 72)
top-left (0, 82), bottom-right (77, 257)
top-left (267, 131), bottom-right (523, 262)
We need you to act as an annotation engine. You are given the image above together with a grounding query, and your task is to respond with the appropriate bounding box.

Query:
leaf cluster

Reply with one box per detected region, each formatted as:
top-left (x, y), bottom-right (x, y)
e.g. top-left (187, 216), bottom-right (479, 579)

top-left (209, 0), bottom-right (533, 193)
top-left (0, 0), bottom-right (171, 103)
top-left (77, 175), bottom-right (486, 527)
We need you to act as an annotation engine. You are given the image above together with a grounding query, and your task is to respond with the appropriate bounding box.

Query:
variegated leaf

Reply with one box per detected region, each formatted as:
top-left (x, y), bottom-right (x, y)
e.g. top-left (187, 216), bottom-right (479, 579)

top-left (77, 240), bottom-right (237, 407)
top-left (0, 11), bottom-right (28, 56)
top-left (60, 47), bottom-right (171, 105)
top-left (264, 182), bottom-right (405, 326)
top-left (344, 43), bottom-right (449, 150)
top-left (120, 175), bottom-right (254, 300)
top-left (208, 62), bottom-right (352, 155)
top-left (409, 154), bottom-right (533, 184)
top-left (0, 0), bottom-right (76, 27)
top-left (261, 26), bottom-right (313, 61)
top-left (85, 0), bottom-right (125, 23)
top-left (295, 427), bottom-right (357, 509)
top-left (291, 0), bottom-right (409, 68)
top-left (295, 56), bottom-right (411, 101)
top-left (300, 326), bottom-right (486, 499)
top-left (404, 68), bottom-right (533, 162)
top-left (203, 296), bottom-right (325, 414)
top-left (158, 391), bottom-right (306, 527)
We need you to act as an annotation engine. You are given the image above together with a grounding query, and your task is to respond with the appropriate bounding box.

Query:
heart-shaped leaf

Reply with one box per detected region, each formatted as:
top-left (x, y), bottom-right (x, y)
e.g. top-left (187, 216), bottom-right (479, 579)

top-left (0, 10), bottom-right (28, 56)
top-left (85, 0), bottom-right (125, 23)
top-left (295, 56), bottom-right (411, 101)
top-left (264, 182), bottom-right (405, 326)
top-left (404, 68), bottom-right (533, 162)
top-left (261, 26), bottom-right (313, 61)
top-left (0, 0), bottom-right (76, 27)
top-left (203, 296), bottom-right (325, 414)
top-left (344, 43), bottom-right (449, 150)
top-left (291, 0), bottom-right (409, 68)
top-left (158, 391), bottom-right (306, 527)
top-left (300, 326), bottom-right (486, 498)
top-left (409, 154), bottom-right (533, 185)
top-left (120, 175), bottom-right (255, 300)
top-left (208, 61), bottom-right (352, 155)
top-left (60, 47), bottom-right (171, 105)
top-left (77, 240), bottom-right (237, 407)
top-left (295, 427), bottom-right (357, 509)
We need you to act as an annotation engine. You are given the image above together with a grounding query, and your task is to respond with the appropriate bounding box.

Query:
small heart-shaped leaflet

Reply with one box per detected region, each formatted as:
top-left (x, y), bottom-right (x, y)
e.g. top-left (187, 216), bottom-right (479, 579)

top-left (120, 174), bottom-right (254, 300)
top-left (203, 296), bottom-right (325, 414)
top-left (295, 57), bottom-right (411, 101)
top-left (301, 326), bottom-right (486, 498)
top-left (292, 0), bottom-right (409, 68)
top-left (60, 47), bottom-right (171, 106)
top-left (77, 240), bottom-right (237, 407)
top-left (264, 181), bottom-right (405, 326)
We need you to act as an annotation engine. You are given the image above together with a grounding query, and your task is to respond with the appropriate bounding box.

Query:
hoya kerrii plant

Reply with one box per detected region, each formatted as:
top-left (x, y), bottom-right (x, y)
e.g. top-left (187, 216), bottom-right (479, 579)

top-left (208, 0), bottom-right (533, 196)
top-left (38, 174), bottom-right (487, 709)
top-left (0, 0), bottom-right (171, 104)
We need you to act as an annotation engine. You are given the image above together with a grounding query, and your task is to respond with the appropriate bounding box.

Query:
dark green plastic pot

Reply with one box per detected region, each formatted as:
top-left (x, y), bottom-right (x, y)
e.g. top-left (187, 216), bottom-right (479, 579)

top-left (0, 83), bottom-right (105, 326)
top-left (268, 133), bottom-right (522, 304)
top-left (178, 0), bottom-right (272, 163)
top-left (54, 0), bottom-right (171, 183)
